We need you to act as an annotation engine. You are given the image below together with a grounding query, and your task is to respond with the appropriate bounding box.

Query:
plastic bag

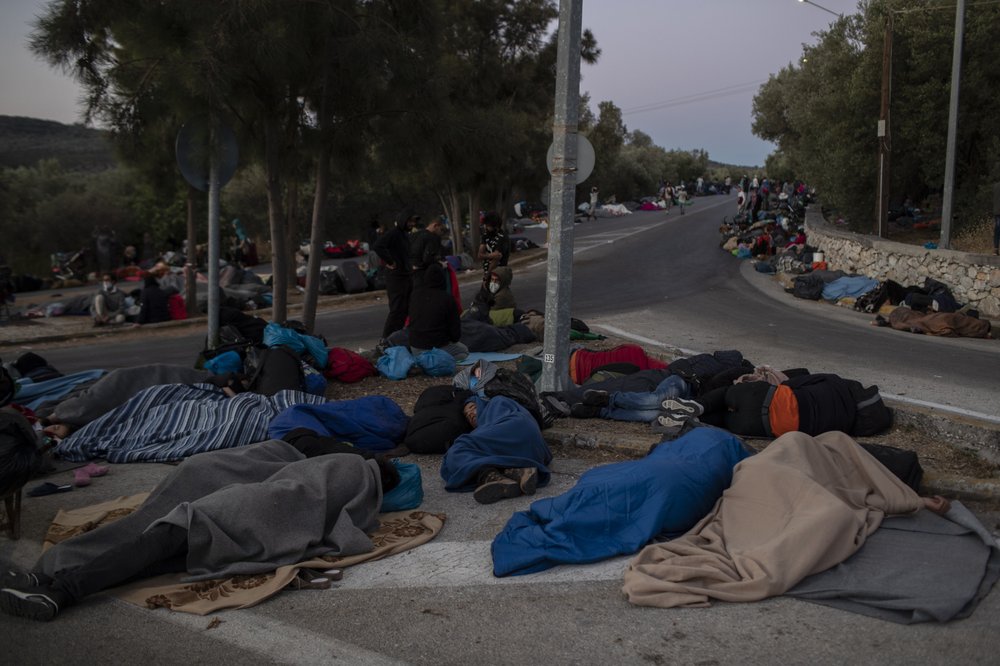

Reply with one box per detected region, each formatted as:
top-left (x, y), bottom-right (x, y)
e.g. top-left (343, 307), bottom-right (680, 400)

top-left (204, 350), bottom-right (243, 375)
top-left (376, 346), bottom-right (415, 380)
top-left (262, 322), bottom-right (328, 368)
top-left (414, 348), bottom-right (456, 377)
top-left (381, 460), bottom-right (423, 512)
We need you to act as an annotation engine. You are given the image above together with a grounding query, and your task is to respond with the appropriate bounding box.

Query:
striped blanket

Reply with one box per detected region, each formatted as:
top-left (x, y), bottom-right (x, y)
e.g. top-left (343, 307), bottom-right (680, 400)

top-left (54, 383), bottom-right (327, 463)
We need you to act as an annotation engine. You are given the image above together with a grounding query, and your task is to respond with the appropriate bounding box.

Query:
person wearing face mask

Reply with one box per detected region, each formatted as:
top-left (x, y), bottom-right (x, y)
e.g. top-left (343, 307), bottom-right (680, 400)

top-left (484, 267), bottom-right (517, 326)
top-left (90, 273), bottom-right (126, 327)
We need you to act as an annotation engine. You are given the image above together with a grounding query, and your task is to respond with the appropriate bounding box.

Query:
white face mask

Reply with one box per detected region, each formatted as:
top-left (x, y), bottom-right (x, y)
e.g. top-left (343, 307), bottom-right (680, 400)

top-left (488, 282), bottom-right (500, 294)
top-left (102, 282), bottom-right (113, 291)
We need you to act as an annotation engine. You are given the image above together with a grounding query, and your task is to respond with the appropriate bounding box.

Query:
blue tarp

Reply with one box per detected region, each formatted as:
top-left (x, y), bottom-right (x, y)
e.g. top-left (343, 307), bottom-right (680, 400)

top-left (490, 427), bottom-right (752, 577)
top-left (440, 396), bottom-right (552, 492)
top-left (268, 396), bottom-right (409, 452)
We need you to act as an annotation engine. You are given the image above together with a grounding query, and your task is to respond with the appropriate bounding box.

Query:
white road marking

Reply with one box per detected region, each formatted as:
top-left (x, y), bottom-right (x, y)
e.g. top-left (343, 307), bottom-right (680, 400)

top-left (592, 323), bottom-right (1000, 423)
top-left (331, 541), bottom-right (629, 589)
top-left (143, 601), bottom-right (408, 666)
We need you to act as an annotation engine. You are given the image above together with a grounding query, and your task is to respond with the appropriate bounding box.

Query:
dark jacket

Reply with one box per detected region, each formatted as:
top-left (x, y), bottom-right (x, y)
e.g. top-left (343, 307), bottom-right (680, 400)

top-left (373, 218), bottom-right (412, 276)
top-left (408, 229), bottom-right (443, 272)
top-left (408, 264), bottom-right (461, 349)
top-left (138, 283), bottom-right (171, 324)
top-left (784, 373), bottom-right (856, 436)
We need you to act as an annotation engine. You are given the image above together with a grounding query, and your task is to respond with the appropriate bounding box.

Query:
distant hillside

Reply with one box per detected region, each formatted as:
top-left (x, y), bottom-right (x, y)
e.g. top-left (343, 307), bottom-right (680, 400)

top-left (707, 158), bottom-right (761, 173)
top-left (0, 115), bottom-right (117, 170)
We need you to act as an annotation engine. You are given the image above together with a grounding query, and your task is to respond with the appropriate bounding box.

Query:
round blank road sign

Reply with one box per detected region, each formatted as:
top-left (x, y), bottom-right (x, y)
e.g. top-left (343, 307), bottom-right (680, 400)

top-left (546, 134), bottom-right (595, 185)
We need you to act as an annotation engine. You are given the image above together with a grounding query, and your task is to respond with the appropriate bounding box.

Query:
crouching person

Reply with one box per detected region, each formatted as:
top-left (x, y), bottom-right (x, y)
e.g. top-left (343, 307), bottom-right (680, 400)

top-left (441, 395), bottom-right (552, 505)
top-left (90, 273), bottom-right (126, 326)
top-left (408, 263), bottom-right (468, 360)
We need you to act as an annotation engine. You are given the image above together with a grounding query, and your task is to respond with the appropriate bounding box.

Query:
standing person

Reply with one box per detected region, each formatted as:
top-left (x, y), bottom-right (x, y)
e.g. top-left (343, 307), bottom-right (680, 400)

top-left (409, 217), bottom-right (448, 283)
top-left (993, 181), bottom-right (1000, 255)
top-left (90, 273), bottom-right (126, 326)
top-left (374, 209), bottom-right (419, 341)
top-left (477, 212), bottom-right (508, 281)
top-left (588, 186), bottom-right (599, 221)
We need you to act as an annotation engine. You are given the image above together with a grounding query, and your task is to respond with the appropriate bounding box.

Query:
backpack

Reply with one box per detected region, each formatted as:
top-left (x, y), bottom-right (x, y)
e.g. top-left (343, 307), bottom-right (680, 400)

top-left (325, 347), bottom-right (377, 383)
top-left (246, 346), bottom-right (305, 396)
top-left (854, 281), bottom-right (889, 314)
top-left (847, 380), bottom-right (893, 437)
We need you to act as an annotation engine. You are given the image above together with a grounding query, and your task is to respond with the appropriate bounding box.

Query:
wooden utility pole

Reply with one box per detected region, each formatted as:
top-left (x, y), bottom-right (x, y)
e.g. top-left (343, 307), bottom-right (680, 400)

top-left (876, 12), bottom-right (893, 239)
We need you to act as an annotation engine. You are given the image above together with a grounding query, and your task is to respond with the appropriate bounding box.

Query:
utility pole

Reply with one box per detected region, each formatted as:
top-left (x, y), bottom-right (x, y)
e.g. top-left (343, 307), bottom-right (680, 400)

top-left (876, 12), bottom-right (892, 239)
top-left (940, 0), bottom-right (965, 249)
top-left (540, 0), bottom-right (583, 393)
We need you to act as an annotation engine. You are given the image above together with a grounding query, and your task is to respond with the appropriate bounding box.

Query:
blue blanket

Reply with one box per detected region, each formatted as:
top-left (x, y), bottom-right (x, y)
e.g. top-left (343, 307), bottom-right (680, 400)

top-left (440, 396), bottom-right (551, 491)
top-left (822, 276), bottom-right (879, 301)
top-left (268, 396), bottom-right (409, 452)
top-left (55, 384), bottom-right (327, 463)
top-left (15, 370), bottom-right (106, 410)
top-left (491, 427), bottom-right (752, 577)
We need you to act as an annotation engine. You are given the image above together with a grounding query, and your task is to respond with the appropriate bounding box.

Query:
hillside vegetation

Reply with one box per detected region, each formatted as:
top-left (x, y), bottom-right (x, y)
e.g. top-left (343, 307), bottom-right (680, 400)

top-left (0, 115), bottom-right (116, 170)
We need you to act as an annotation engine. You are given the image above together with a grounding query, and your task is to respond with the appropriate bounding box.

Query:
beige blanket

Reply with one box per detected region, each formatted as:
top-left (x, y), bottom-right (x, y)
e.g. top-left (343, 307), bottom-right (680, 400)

top-left (44, 494), bottom-right (445, 615)
top-left (623, 431), bottom-right (922, 608)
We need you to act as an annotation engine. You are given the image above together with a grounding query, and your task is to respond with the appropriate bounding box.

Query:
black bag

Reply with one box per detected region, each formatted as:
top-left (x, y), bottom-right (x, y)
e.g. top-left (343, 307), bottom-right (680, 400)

top-left (847, 381), bottom-right (893, 437)
top-left (318, 268), bottom-right (341, 295)
top-left (854, 281), bottom-right (889, 313)
top-left (483, 368), bottom-right (549, 429)
top-left (791, 274), bottom-right (825, 300)
top-left (860, 443), bottom-right (923, 492)
top-left (336, 260), bottom-right (368, 294)
top-left (0, 409), bottom-right (42, 497)
top-left (246, 346), bottom-right (305, 396)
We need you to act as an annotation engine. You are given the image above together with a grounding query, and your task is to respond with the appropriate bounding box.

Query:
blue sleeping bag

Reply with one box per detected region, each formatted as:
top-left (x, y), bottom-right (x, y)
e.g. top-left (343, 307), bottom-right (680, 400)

top-left (268, 396), bottom-right (409, 452)
top-left (440, 396), bottom-right (552, 492)
top-left (490, 427), bottom-right (752, 577)
top-left (822, 276), bottom-right (879, 302)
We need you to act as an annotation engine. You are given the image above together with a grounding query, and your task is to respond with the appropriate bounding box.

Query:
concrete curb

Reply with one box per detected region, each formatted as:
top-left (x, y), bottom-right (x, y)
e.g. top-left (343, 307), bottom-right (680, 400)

top-left (0, 249), bottom-right (547, 348)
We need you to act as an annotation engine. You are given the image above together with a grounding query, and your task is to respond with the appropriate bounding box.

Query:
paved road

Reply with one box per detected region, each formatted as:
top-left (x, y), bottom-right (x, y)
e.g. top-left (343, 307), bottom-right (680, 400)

top-left (5, 199), bottom-right (1000, 663)
top-left (34, 194), bottom-right (1000, 416)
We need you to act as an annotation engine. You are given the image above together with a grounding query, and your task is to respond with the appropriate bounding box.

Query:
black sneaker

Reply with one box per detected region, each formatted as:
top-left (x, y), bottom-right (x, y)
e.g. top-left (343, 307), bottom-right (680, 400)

top-left (540, 395), bottom-right (571, 418)
top-left (0, 585), bottom-right (67, 621)
top-left (660, 398), bottom-right (703, 418)
top-left (503, 467), bottom-right (539, 495)
top-left (0, 570), bottom-right (51, 589)
top-left (570, 403), bottom-right (601, 419)
top-left (655, 414), bottom-right (687, 430)
top-left (581, 389), bottom-right (610, 407)
top-left (473, 470), bottom-right (523, 505)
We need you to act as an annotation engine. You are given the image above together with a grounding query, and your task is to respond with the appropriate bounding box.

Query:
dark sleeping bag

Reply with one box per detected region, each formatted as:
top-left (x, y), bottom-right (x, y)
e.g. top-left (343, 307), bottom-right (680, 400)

top-left (404, 386), bottom-right (474, 454)
top-left (460, 319), bottom-right (536, 352)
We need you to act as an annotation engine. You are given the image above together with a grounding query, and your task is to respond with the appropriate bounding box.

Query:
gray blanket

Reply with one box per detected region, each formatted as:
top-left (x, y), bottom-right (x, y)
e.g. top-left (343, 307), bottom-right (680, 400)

top-left (47, 365), bottom-right (211, 427)
top-left (787, 501), bottom-right (1000, 623)
top-left (39, 441), bottom-right (381, 581)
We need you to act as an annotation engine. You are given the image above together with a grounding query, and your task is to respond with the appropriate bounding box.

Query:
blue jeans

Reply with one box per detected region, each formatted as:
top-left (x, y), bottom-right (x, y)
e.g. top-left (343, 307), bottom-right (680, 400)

top-left (600, 375), bottom-right (690, 423)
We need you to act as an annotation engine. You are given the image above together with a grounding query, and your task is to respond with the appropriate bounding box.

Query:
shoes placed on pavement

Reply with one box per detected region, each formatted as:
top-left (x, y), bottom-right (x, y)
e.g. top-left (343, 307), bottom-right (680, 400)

top-left (473, 470), bottom-right (523, 505)
top-left (540, 395), bottom-right (572, 419)
top-left (503, 467), bottom-right (539, 495)
top-left (0, 585), bottom-right (70, 622)
top-left (570, 403), bottom-right (601, 419)
top-left (660, 398), bottom-right (704, 418)
top-left (581, 389), bottom-right (610, 407)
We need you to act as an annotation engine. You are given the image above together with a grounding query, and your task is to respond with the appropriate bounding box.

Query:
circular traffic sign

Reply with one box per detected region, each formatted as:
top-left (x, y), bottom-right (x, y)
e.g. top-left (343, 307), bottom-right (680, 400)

top-left (546, 134), bottom-right (596, 184)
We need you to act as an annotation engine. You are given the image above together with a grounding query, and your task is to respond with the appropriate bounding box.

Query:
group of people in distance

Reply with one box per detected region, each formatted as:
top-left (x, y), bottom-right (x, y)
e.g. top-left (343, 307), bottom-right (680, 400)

top-left (90, 263), bottom-right (178, 328)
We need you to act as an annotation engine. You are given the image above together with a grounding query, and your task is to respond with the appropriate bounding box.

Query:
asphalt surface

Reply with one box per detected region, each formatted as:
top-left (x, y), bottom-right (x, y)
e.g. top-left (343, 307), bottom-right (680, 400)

top-left (4, 198), bottom-right (1000, 662)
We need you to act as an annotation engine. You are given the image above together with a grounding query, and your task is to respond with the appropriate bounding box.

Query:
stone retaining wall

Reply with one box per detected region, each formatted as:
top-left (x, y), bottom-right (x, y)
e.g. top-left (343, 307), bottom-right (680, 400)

top-left (805, 208), bottom-right (1000, 317)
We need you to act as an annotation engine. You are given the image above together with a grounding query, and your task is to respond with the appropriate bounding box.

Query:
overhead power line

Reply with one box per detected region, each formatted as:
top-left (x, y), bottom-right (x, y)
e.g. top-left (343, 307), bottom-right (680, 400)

top-left (619, 80), bottom-right (767, 116)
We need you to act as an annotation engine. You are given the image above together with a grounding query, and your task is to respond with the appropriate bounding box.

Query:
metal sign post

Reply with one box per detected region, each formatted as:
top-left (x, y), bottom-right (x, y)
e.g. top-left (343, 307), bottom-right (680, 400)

top-left (540, 0), bottom-right (583, 393)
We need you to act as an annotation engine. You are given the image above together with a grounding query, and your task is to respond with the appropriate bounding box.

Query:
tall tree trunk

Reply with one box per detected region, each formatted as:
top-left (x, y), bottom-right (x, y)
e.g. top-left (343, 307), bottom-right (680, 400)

top-left (184, 184), bottom-right (197, 315)
top-left (468, 190), bottom-right (482, 258)
top-left (264, 116), bottom-right (288, 322)
top-left (285, 178), bottom-right (299, 288)
top-left (303, 144), bottom-right (331, 332)
top-left (437, 186), bottom-right (462, 257)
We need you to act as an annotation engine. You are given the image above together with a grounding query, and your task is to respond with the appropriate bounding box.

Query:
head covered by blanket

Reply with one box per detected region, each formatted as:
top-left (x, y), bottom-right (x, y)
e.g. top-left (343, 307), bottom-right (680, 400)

top-left (440, 395), bottom-right (552, 491)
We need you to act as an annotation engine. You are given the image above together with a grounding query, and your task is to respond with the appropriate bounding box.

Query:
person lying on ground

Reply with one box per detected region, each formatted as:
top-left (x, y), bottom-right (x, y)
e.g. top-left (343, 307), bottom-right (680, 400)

top-left (656, 371), bottom-right (891, 439)
top-left (90, 273), bottom-right (126, 326)
top-left (440, 395), bottom-right (552, 505)
top-left (0, 439), bottom-right (399, 622)
top-left (562, 374), bottom-right (692, 424)
top-left (406, 264), bottom-right (468, 360)
top-left (874, 308), bottom-right (992, 339)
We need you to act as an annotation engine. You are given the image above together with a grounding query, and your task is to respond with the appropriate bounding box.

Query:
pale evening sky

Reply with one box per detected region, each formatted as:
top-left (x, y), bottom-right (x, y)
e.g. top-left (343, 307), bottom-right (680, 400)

top-left (0, 0), bottom-right (859, 166)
